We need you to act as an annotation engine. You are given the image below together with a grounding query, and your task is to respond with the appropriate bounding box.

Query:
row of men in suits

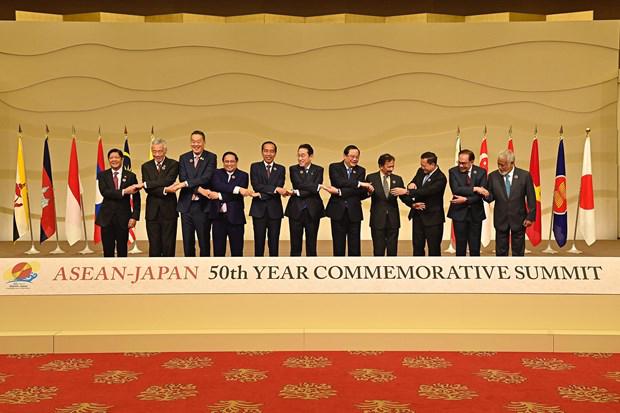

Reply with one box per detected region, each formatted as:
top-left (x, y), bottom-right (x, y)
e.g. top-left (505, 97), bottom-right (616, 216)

top-left (96, 130), bottom-right (536, 257)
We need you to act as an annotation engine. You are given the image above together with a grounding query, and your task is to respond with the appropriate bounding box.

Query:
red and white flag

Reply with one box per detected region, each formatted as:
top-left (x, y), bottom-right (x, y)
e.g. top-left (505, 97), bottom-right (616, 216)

top-left (94, 133), bottom-right (105, 244)
top-left (479, 127), bottom-right (491, 247)
top-left (65, 134), bottom-right (83, 245)
top-left (577, 132), bottom-right (596, 246)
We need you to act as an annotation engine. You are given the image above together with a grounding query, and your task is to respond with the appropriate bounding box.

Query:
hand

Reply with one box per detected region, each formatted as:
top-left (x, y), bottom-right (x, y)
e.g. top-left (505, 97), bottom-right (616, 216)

top-left (196, 187), bottom-right (211, 197)
top-left (390, 187), bottom-right (408, 196)
top-left (135, 182), bottom-right (144, 190)
top-left (366, 184), bottom-right (375, 193)
top-left (407, 182), bottom-right (417, 190)
top-left (450, 195), bottom-right (467, 205)
top-left (321, 185), bottom-right (339, 195)
top-left (359, 181), bottom-right (373, 191)
top-left (207, 191), bottom-right (220, 200)
top-left (413, 202), bottom-right (426, 210)
top-left (473, 186), bottom-right (489, 197)
top-left (251, 191), bottom-right (261, 197)
top-left (128, 218), bottom-right (137, 229)
top-left (165, 183), bottom-right (181, 193)
top-left (239, 187), bottom-right (254, 197)
top-left (523, 219), bottom-right (533, 228)
top-left (275, 187), bottom-right (288, 196)
top-left (124, 184), bottom-right (139, 195)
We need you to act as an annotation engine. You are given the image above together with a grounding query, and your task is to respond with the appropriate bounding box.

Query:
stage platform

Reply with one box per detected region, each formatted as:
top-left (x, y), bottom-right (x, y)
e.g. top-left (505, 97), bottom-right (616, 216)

top-left (1, 241), bottom-right (619, 355)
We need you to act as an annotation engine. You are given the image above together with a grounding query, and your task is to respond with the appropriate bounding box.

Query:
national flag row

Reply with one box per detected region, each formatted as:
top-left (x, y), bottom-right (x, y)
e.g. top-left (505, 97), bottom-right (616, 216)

top-left (13, 125), bottom-right (595, 250)
top-left (450, 126), bottom-right (595, 250)
top-left (13, 126), bottom-right (151, 253)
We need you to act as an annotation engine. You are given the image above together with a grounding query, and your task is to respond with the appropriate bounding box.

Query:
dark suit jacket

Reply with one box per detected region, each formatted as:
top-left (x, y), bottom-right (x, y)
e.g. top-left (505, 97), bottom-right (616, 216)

top-left (407, 167), bottom-right (447, 226)
top-left (325, 162), bottom-right (369, 222)
top-left (447, 165), bottom-right (487, 222)
top-left (141, 158), bottom-right (179, 221)
top-left (249, 161), bottom-right (285, 219)
top-left (208, 168), bottom-right (249, 225)
top-left (95, 168), bottom-right (141, 227)
top-left (366, 172), bottom-right (406, 229)
top-left (284, 164), bottom-right (325, 220)
top-left (485, 167), bottom-right (536, 231)
top-left (177, 150), bottom-right (217, 214)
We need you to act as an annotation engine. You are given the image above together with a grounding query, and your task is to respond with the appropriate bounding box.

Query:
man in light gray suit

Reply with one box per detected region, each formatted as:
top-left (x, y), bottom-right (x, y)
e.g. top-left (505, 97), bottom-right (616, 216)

top-left (475, 149), bottom-right (536, 256)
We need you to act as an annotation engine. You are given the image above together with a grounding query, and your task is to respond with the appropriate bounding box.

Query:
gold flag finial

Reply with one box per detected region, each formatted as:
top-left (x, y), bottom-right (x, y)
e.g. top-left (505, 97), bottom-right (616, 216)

top-left (72, 125), bottom-right (76, 136)
top-left (456, 126), bottom-right (460, 136)
top-left (534, 125), bottom-right (538, 136)
top-left (559, 125), bottom-right (564, 136)
top-left (98, 126), bottom-right (101, 136)
top-left (18, 124), bottom-right (22, 134)
top-left (508, 125), bottom-right (512, 137)
top-left (151, 125), bottom-right (154, 136)
top-left (585, 127), bottom-right (591, 137)
top-left (483, 125), bottom-right (487, 135)
top-left (45, 124), bottom-right (50, 135)
top-left (124, 125), bottom-right (128, 135)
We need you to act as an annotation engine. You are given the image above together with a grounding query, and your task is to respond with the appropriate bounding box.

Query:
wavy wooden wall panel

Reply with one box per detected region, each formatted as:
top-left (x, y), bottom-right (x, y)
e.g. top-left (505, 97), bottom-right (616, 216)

top-left (0, 22), bottom-right (617, 243)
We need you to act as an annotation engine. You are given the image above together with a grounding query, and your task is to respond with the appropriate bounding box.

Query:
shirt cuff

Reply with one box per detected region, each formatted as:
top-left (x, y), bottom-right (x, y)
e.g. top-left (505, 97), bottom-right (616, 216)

top-left (294, 189), bottom-right (300, 196)
top-left (218, 193), bottom-right (223, 200)
top-left (233, 186), bottom-right (241, 194)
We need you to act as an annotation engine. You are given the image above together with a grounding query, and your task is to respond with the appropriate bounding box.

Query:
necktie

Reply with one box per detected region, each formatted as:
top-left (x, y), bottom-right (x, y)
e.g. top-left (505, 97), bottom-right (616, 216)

top-left (422, 174), bottom-right (430, 186)
top-left (156, 162), bottom-right (162, 173)
top-left (112, 171), bottom-right (119, 190)
top-left (194, 155), bottom-right (199, 168)
top-left (266, 164), bottom-right (271, 178)
top-left (347, 168), bottom-right (352, 179)
top-left (383, 175), bottom-right (390, 197)
top-left (504, 174), bottom-right (511, 196)
top-left (465, 172), bottom-right (471, 186)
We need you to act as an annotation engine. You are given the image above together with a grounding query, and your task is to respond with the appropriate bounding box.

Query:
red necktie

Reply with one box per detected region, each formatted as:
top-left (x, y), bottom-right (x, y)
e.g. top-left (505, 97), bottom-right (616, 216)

top-left (113, 171), bottom-right (119, 190)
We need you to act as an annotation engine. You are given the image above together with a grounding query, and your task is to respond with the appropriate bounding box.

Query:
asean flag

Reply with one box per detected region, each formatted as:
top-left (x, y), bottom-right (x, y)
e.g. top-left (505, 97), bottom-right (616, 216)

top-left (552, 138), bottom-right (568, 247)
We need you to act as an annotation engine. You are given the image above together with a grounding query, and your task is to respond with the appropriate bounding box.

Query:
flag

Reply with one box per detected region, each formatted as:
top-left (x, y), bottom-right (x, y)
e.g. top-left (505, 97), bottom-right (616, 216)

top-left (552, 135), bottom-right (568, 247)
top-left (123, 128), bottom-right (137, 244)
top-left (93, 134), bottom-right (105, 244)
top-left (479, 128), bottom-right (492, 247)
top-left (40, 134), bottom-right (57, 243)
top-left (148, 126), bottom-right (154, 161)
top-left (65, 136), bottom-right (83, 246)
top-left (13, 132), bottom-right (31, 242)
top-left (507, 125), bottom-right (514, 154)
top-left (525, 134), bottom-right (542, 246)
top-left (448, 129), bottom-right (461, 250)
top-left (577, 132), bottom-right (596, 246)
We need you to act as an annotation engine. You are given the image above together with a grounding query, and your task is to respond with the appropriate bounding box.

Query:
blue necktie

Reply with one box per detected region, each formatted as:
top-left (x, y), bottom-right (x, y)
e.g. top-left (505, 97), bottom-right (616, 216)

top-left (505, 174), bottom-right (511, 196)
top-left (347, 168), bottom-right (351, 179)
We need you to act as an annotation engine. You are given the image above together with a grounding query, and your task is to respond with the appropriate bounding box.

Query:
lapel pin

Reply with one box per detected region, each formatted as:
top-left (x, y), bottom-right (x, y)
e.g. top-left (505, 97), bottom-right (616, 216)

top-left (162, 164), bottom-right (166, 170)
top-left (189, 158), bottom-right (193, 163)
top-left (514, 175), bottom-right (519, 180)
top-left (200, 157), bottom-right (204, 161)
top-left (231, 175), bottom-right (236, 180)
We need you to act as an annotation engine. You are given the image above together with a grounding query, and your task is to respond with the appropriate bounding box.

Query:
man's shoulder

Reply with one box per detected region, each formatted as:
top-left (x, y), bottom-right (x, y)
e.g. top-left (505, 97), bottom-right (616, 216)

top-left (366, 171), bottom-right (379, 180)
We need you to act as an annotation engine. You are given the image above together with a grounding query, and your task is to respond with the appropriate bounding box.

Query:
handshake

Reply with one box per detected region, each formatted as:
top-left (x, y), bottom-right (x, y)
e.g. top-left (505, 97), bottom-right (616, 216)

top-left (123, 183), bottom-right (143, 195)
top-left (196, 186), bottom-right (259, 200)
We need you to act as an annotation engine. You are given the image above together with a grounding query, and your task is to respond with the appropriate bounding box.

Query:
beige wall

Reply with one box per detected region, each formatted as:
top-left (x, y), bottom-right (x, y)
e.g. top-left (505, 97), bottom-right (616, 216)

top-left (1, 21), bottom-right (618, 242)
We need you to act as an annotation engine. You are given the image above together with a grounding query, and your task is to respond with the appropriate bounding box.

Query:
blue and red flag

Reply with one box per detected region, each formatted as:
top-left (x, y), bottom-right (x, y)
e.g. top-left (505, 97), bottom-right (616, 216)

top-left (93, 134), bottom-right (105, 244)
top-left (40, 133), bottom-right (57, 243)
top-left (552, 135), bottom-right (568, 247)
top-left (123, 127), bottom-right (137, 244)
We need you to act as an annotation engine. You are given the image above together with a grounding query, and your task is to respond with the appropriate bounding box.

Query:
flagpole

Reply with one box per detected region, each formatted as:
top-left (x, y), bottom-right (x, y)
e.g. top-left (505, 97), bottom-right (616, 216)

top-left (74, 127), bottom-right (94, 255)
top-left (444, 126), bottom-right (459, 254)
top-left (45, 126), bottom-right (65, 254)
top-left (568, 128), bottom-right (590, 254)
top-left (127, 126), bottom-right (143, 254)
top-left (17, 126), bottom-right (40, 255)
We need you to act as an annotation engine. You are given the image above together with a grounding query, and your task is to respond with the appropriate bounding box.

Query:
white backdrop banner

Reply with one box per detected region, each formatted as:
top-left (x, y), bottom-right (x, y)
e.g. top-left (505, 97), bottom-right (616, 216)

top-left (1, 257), bottom-right (617, 296)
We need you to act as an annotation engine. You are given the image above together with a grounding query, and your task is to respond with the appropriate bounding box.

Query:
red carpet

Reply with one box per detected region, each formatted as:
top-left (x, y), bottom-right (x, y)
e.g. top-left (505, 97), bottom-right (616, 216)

top-left (0, 351), bottom-right (619, 412)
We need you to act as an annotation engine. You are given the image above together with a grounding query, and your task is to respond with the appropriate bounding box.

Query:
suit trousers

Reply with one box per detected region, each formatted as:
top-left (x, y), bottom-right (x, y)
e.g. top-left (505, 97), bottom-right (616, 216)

top-left (454, 220), bottom-right (482, 256)
top-left (495, 227), bottom-right (526, 256)
top-left (101, 222), bottom-right (129, 257)
top-left (212, 216), bottom-right (244, 257)
top-left (289, 209), bottom-right (320, 256)
top-left (413, 220), bottom-right (443, 256)
top-left (181, 201), bottom-right (211, 257)
top-left (330, 213), bottom-right (361, 256)
top-left (371, 226), bottom-right (399, 256)
top-left (252, 216), bottom-right (282, 257)
top-left (146, 219), bottom-right (177, 257)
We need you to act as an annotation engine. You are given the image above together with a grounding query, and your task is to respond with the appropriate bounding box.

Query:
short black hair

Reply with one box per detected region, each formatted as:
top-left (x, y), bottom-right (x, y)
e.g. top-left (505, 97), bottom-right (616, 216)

top-left (343, 144), bottom-right (360, 156)
top-left (421, 151), bottom-right (437, 165)
top-left (378, 153), bottom-right (395, 167)
top-left (459, 149), bottom-right (475, 162)
top-left (261, 141), bottom-right (277, 152)
top-left (222, 151), bottom-right (238, 161)
top-left (298, 143), bottom-right (314, 156)
top-left (107, 148), bottom-right (123, 159)
top-left (191, 130), bottom-right (206, 141)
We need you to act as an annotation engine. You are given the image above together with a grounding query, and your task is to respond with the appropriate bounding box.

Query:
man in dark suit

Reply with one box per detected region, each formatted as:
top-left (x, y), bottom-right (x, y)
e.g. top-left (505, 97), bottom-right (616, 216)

top-left (249, 141), bottom-right (288, 257)
top-left (170, 130), bottom-right (217, 257)
top-left (205, 152), bottom-right (254, 257)
top-left (325, 145), bottom-right (374, 256)
top-left (447, 149), bottom-right (488, 256)
top-left (140, 138), bottom-right (179, 257)
top-left (475, 149), bottom-right (536, 256)
top-left (366, 153), bottom-right (408, 256)
top-left (393, 152), bottom-right (447, 256)
top-left (96, 148), bottom-right (141, 257)
top-left (285, 144), bottom-right (330, 256)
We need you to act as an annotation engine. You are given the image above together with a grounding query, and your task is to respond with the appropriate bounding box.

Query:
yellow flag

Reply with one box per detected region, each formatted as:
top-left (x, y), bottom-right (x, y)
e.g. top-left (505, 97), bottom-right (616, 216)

top-left (13, 136), bottom-right (30, 241)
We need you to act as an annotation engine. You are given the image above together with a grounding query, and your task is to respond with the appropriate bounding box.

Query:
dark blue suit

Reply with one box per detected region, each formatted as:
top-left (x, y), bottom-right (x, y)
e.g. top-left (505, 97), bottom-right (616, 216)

top-left (209, 168), bottom-right (249, 257)
top-left (177, 150), bottom-right (217, 256)
top-left (249, 161), bottom-right (285, 256)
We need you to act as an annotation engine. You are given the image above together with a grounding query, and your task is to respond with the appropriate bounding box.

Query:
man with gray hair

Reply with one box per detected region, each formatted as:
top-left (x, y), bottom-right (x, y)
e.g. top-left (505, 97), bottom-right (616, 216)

top-left (140, 138), bottom-right (179, 256)
top-left (475, 149), bottom-right (536, 256)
